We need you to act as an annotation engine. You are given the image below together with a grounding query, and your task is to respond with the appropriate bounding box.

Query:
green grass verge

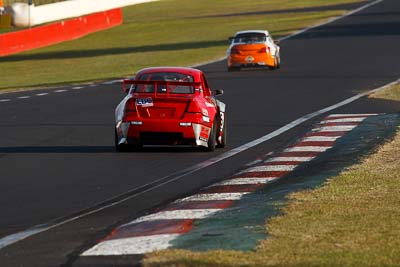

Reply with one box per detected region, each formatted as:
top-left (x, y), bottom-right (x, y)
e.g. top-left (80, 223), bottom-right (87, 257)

top-left (1, 0), bottom-right (365, 90)
top-left (143, 84), bottom-right (400, 266)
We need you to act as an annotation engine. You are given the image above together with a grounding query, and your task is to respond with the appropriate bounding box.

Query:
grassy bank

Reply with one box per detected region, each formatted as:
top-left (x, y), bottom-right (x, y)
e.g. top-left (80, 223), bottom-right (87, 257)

top-left (1, 0), bottom-right (365, 90)
top-left (144, 84), bottom-right (400, 266)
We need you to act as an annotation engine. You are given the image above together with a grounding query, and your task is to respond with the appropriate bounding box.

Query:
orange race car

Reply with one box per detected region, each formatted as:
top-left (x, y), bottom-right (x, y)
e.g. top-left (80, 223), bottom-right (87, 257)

top-left (226, 30), bottom-right (280, 71)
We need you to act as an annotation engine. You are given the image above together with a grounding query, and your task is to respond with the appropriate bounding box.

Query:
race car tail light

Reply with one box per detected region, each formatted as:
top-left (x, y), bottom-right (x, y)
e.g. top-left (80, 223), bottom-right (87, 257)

top-left (186, 100), bottom-right (202, 114)
top-left (230, 47), bottom-right (240, 54)
top-left (185, 100), bottom-right (204, 122)
top-left (259, 46), bottom-right (269, 53)
top-left (125, 98), bottom-right (136, 113)
top-left (123, 98), bottom-right (138, 121)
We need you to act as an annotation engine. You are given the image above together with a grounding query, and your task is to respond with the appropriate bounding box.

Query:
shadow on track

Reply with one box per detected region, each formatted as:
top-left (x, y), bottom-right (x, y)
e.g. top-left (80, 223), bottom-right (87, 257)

top-left (0, 146), bottom-right (216, 153)
top-left (293, 21), bottom-right (400, 39)
top-left (0, 146), bottom-right (115, 153)
top-left (0, 40), bottom-right (227, 62)
top-left (192, 2), bottom-right (366, 19)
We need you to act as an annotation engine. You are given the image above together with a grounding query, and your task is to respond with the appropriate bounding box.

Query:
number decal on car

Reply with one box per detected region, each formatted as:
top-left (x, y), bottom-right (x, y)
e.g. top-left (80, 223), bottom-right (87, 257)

top-left (136, 97), bottom-right (154, 107)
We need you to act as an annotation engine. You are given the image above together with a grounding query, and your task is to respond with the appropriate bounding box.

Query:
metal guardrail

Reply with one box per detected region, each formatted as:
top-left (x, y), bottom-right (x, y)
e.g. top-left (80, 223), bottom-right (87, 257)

top-left (3, 0), bottom-right (68, 6)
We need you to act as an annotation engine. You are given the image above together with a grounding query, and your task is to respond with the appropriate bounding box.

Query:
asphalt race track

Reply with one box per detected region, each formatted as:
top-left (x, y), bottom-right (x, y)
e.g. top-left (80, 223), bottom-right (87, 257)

top-left (1, 0), bottom-right (400, 266)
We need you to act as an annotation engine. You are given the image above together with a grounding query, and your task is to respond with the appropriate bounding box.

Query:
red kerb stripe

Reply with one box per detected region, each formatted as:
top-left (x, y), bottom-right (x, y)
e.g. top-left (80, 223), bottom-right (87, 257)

top-left (233, 171), bottom-right (290, 178)
top-left (165, 200), bottom-right (234, 210)
top-left (200, 184), bottom-right (264, 194)
top-left (305, 131), bottom-right (346, 137)
top-left (278, 151), bottom-right (321, 157)
top-left (104, 219), bottom-right (193, 240)
top-left (291, 141), bottom-right (335, 147)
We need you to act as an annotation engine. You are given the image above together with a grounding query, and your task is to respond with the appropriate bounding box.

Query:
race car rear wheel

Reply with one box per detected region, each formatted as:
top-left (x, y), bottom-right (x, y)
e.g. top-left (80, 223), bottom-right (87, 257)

top-left (269, 58), bottom-right (279, 70)
top-left (205, 120), bottom-right (217, 152)
top-left (115, 128), bottom-right (128, 152)
top-left (216, 114), bottom-right (227, 148)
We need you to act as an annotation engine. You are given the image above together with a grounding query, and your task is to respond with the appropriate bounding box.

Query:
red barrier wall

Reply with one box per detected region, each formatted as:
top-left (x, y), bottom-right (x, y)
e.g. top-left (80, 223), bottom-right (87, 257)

top-left (0, 8), bottom-right (122, 56)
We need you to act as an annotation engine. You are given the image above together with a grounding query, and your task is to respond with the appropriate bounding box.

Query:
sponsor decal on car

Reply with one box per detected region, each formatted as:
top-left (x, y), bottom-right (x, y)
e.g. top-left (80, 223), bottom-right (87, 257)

top-left (199, 126), bottom-right (209, 141)
top-left (136, 97), bottom-right (153, 107)
top-left (246, 56), bottom-right (254, 62)
top-left (205, 102), bottom-right (215, 108)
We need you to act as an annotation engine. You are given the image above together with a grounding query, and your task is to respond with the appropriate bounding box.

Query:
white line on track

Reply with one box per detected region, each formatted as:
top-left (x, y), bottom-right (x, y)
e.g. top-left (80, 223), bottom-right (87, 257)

top-left (124, 209), bottom-right (221, 225)
top-left (82, 234), bottom-right (181, 255)
top-left (54, 89), bottom-right (68, 93)
top-left (0, 0), bottom-right (394, 251)
top-left (36, 93), bottom-right (49, 96)
top-left (102, 79), bottom-right (123, 85)
top-left (0, 99), bottom-right (11, 102)
top-left (265, 156), bottom-right (315, 162)
top-left (72, 86), bottom-right (84, 90)
top-left (17, 96), bottom-right (30, 99)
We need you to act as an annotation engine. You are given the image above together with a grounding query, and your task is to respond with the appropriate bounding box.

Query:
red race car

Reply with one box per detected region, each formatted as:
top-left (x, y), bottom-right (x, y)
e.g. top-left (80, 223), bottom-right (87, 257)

top-left (114, 67), bottom-right (226, 151)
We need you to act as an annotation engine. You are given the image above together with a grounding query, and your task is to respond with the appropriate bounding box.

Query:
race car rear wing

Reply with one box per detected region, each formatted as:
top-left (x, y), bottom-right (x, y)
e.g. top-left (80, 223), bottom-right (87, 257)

top-left (122, 80), bottom-right (202, 95)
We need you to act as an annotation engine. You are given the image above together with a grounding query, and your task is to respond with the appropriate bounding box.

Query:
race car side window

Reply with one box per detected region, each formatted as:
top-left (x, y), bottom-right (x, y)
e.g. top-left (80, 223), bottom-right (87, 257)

top-left (201, 74), bottom-right (211, 96)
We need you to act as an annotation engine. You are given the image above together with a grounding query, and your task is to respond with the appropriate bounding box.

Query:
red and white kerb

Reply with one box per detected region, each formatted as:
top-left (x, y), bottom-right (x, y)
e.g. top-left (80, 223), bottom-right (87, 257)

top-left (82, 114), bottom-right (377, 256)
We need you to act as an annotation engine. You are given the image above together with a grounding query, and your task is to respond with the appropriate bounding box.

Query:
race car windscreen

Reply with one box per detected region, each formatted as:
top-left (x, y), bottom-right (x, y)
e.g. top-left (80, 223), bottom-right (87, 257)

top-left (133, 72), bottom-right (195, 94)
top-left (233, 33), bottom-right (266, 44)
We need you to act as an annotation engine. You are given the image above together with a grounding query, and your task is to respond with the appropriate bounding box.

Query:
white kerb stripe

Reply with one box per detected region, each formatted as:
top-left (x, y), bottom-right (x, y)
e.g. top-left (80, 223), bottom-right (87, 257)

top-left (0, 99), bottom-right (11, 102)
top-left (302, 136), bottom-right (340, 142)
top-left (265, 156), bottom-right (315, 162)
top-left (18, 96), bottom-right (30, 99)
top-left (82, 234), bottom-right (180, 256)
top-left (327, 114), bottom-right (378, 118)
top-left (284, 146), bottom-right (330, 152)
top-left (244, 165), bottom-right (297, 172)
top-left (55, 89), bottom-right (67, 93)
top-left (72, 86), bottom-right (84, 90)
top-left (321, 118), bottom-right (366, 123)
top-left (213, 177), bottom-right (277, 186)
top-left (314, 125), bottom-right (356, 132)
top-left (36, 93), bottom-right (49, 96)
top-left (126, 209), bottom-right (221, 225)
top-left (180, 192), bottom-right (249, 202)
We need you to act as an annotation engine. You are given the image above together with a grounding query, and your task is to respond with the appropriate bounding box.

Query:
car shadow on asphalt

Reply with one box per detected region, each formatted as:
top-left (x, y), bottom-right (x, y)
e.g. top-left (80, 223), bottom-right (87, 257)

top-left (0, 146), bottom-right (219, 153)
top-left (0, 146), bottom-right (115, 153)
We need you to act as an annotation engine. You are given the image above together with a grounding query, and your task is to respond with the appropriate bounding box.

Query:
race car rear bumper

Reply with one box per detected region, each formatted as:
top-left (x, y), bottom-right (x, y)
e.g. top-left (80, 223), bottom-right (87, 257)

top-left (116, 120), bottom-right (211, 147)
top-left (227, 54), bottom-right (274, 68)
